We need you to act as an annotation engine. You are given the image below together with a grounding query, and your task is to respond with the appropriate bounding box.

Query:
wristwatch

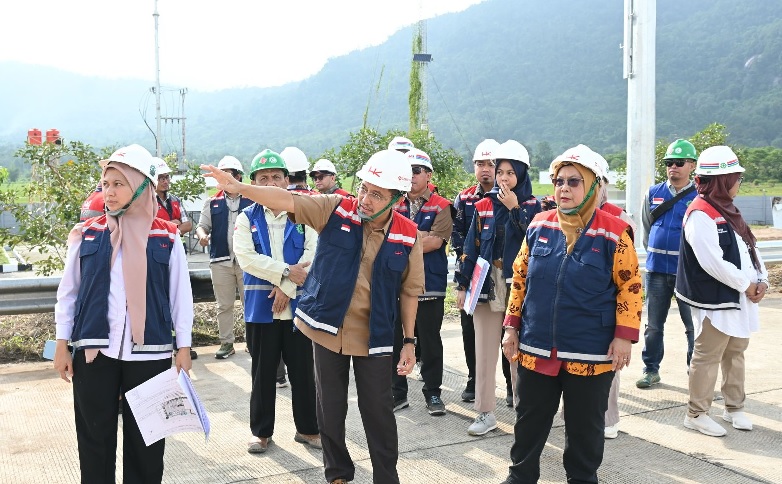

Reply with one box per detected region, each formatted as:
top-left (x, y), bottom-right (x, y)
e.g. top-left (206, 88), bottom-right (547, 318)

top-left (403, 337), bottom-right (417, 346)
top-left (282, 265), bottom-right (291, 277)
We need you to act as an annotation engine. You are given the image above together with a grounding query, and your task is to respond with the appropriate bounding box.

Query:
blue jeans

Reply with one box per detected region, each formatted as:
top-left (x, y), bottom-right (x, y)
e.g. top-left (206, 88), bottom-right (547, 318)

top-left (641, 271), bottom-right (695, 374)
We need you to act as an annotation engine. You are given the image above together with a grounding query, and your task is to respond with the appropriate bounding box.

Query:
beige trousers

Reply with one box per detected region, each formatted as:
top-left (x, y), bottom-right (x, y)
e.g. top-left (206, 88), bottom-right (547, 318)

top-left (210, 260), bottom-right (244, 344)
top-left (687, 317), bottom-right (749, 417)
top-left (473, 303), bottom-right (517, 413)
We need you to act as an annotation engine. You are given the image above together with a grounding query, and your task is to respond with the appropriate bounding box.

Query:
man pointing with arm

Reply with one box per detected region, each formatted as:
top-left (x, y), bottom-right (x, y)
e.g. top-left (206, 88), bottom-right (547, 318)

top-left (203, 149), bottom-right (424, 484)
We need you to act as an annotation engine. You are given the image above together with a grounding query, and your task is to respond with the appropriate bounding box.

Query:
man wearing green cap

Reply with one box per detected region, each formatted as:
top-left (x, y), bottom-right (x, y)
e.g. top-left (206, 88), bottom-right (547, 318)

top-left (637, 139), bottom-right (698, 389)
top-left (233, 149), bottom-right (320, 454)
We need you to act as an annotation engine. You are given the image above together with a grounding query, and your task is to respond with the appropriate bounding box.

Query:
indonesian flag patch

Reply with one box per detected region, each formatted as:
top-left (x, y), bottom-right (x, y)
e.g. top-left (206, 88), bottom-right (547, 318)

top-left (341, 224), bottom-right (351, 232)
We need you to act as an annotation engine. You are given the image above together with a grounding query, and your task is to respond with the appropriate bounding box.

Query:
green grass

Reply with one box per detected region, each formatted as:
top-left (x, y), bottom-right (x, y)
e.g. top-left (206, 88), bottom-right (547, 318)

top-left (0, 247), bottom-right (9, 265)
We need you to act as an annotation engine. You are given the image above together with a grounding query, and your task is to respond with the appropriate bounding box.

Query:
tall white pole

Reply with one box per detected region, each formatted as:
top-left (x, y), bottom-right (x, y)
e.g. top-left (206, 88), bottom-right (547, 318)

top-left (153, 0), bottom-right (162, 158)
top-left (624, 0), bottom-right (656, 245)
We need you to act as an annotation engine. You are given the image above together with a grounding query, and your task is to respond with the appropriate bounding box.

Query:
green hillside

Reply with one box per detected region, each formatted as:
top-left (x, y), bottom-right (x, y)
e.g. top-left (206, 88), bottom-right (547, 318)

top-left (1, 0), bottom-right (781, 166)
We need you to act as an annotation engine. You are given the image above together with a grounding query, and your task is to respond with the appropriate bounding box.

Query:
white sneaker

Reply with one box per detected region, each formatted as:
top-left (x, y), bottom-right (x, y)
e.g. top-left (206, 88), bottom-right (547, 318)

top-left (468, 412), bottom-right (497, 436)
top-left (722, 410), bottom-right (753, 430)
top-left (683, 414), bottom-right (727, 437)
top-left (604, 423), bottom-right (619, 439)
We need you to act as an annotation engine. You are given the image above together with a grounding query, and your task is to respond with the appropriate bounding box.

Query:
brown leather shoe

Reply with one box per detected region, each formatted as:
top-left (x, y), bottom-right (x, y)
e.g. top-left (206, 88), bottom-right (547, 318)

top-left (247, 436), bottom-right (271, 453)
top-left (294, 432), bottom-right (322, 449)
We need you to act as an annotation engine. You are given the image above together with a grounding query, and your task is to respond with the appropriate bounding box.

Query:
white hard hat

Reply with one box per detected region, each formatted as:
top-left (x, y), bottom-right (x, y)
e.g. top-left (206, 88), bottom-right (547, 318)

top-left (280, 146), bottom-right (309, 172)
top-left (593, 152), bottom-right (610, 181)
top-left (388, 136), bottom-right (415, 152)
top-left (549, 144), bottom-right (603, 179)
top-left (356, 149), bottom-right (412, 192)
top-left (217, 155), bottom-right (244, 173)
top-left (695, 146), bottom-right (745, 175)
top-left (153, 157), bottom-right (171, 176)
top-left (407, 148), bottom-right (433, 171)
top-left (100, 144), bottom-right (157, 187)
top-left (495, 140), bottom-right (530, 167)
top-left (309, 158), bottom-right (337, 176)
top-left (473, 139), bottom-right (500, 162)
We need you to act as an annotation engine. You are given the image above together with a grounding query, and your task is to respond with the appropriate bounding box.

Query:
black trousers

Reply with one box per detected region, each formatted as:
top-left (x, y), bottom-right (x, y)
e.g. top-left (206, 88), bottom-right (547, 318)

top-left (461, 309), bottom-right (512, 391)
top-left (72, 351), bottom-right (171, 484)
top-left (314, 343), bottom-right (400, 484)
top-left (506, 366), bottom-right (614, 484)
top-left (392, 298), bottom-right (444, 400)
top-left (246, 320), bottom-right (318, 438)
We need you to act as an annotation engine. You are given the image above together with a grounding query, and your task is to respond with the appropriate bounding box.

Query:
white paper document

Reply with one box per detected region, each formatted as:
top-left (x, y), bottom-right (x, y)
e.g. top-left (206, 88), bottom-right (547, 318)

top-left (124, 367), bottom-right (211, 446)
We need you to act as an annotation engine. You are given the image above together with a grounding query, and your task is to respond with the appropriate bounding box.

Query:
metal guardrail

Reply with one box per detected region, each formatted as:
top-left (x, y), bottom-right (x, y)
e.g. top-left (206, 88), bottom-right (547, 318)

top-left (0, 269), bottom-right (216, 316)
top-left (2, 241), bottom-right (781, 316)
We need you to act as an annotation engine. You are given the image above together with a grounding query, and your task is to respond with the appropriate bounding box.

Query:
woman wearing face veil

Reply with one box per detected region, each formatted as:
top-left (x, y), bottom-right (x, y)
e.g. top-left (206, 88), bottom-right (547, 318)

top-left (500, 145), bottom-right (642, 484)
top-left (456, 140), bottom-right (541, 437)
top-left (53, 144), bottom-right (193, 483)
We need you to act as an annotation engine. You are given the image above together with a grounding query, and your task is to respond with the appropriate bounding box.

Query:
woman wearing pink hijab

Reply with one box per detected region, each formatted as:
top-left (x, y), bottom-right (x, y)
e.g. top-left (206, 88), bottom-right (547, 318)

top-left (53, 144), bottom-right (193, 483)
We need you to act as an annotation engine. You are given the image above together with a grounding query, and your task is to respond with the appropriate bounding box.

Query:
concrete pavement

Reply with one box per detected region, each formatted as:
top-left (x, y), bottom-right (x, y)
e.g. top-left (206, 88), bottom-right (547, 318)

top-left (1, 298), bottom-right (781, 483)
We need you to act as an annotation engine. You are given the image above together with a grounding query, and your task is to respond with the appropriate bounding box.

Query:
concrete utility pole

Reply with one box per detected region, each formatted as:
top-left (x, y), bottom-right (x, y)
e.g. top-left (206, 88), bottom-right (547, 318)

top-left (153, 0), bottom-right (162, 158)
top-left (623, 0), bottom-right (656, 245)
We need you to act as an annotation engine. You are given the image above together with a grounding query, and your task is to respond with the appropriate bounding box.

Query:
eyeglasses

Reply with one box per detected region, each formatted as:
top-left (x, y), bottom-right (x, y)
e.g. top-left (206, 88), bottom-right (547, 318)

top-left (552, 177), bottom-right (584, 188)
top-left (157, 174), bottom-right (171, 181)
top-left (311, 173), bottom-right (331, 181)
top-left (739, 176), bottom-right (744, 185)
top-left (411, 166), bottom-right (427, 175)
top-left (664, 160), bottom-right (688, 167)
top-left (357, 184), bottom-right (390, 203)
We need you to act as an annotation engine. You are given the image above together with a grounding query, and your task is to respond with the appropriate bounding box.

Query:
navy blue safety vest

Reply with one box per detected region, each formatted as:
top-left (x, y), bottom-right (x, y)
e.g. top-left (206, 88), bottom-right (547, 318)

top-left (294, 197), bottom-right (418, 356)
top-left (456, 195), bottom-right (539, 301)
top-left (208, 191), bottom-right (253, 263)
top-left (69, 216), bottom-right (178, 354)
top-left (242, 204), bottom-right (306, 323)
top-left (395, 193), bottom-right (452, 297)
top-left (675, 197), bottom-right (742, 310)
top-left (646, 182), bottom-right (696, 274)
top-left (520, 209), bottom-right (629, 363)
top-left (451, 185), bottom-right (485, 259)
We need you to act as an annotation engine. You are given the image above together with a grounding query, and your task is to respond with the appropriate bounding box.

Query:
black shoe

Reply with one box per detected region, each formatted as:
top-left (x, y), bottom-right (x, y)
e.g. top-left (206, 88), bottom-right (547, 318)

top-left (426, 395), bottom-right (446, 416)
top-left (393, 397), bottom-right (409, 412)
top-left (505, 388), bottom-right (513, 407)
top-left (276, 376), bottom-right (289, 388)
top-left (461, 379), bottom-right (476, 402)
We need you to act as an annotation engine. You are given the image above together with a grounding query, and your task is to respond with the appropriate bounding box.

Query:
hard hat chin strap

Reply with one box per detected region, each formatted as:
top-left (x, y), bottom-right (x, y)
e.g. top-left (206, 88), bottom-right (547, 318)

top-left (357, 192), bottom-right (403, 222)
top-left (560, 178), bottom-right (600, 215)
top-left (106, 178), bottom-right (150, 218)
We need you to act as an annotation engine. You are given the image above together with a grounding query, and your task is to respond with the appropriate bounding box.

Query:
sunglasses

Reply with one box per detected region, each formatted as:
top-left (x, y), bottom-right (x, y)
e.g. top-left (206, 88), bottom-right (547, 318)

top-left (552, 177), bottom-right (584, 188)
top-left (664, 160), bottom-right (688, 167)
top-left (311, 173), bottom-right (331, 181)
top-left (411, 166), bottom-right (427, 175)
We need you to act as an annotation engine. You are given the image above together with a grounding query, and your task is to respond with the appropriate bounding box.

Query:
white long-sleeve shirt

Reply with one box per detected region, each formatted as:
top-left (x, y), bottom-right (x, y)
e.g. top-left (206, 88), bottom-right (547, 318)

top-left (683, 210), bottom-right (769, 339)
top-left (54, 232), bottom-right (194, 361)
top-left (233, 208), bottom-right (317, 320)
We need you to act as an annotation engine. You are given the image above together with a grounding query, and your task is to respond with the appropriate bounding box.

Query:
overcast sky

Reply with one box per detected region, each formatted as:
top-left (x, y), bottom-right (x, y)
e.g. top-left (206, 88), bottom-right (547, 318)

top-left (0, 0), bottom-right (484, 91)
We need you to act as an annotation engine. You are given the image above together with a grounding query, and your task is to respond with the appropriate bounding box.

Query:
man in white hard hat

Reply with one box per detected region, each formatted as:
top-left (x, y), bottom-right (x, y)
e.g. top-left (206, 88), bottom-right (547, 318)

top-left (309, 159), bottom-right (352, 197)
top-left (153, 158), bottom-right (192, 237)
top-left (451, 138), bottom-right (501, 403)
top-left (391, 148), bottom-right (453, 417)
top-left (388, 136), bottom-right (415, 153)
top-left (281, 146), bottom-right (313, 193)
top-left (202, 149), bottom-right (424, 484)
top-left (195, 156), bottom-right (254, 359)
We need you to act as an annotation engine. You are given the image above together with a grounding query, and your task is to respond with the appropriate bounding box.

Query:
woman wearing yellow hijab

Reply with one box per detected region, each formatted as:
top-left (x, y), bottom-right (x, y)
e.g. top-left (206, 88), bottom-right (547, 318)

top-left (500, 145), bottom-right (642, 483)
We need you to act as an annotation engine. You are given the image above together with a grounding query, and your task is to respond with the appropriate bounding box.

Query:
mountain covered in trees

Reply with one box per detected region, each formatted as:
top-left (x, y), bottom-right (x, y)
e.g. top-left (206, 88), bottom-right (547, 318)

top-left (2, 0), bottom-right (781, 166)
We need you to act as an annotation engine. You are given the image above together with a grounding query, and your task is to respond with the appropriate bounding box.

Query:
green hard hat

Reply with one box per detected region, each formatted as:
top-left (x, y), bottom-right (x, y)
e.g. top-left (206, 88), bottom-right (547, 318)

top-left (663, 139), bottom-right (698, 161)
top-left (250, 149), bottom-right (288, 179)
